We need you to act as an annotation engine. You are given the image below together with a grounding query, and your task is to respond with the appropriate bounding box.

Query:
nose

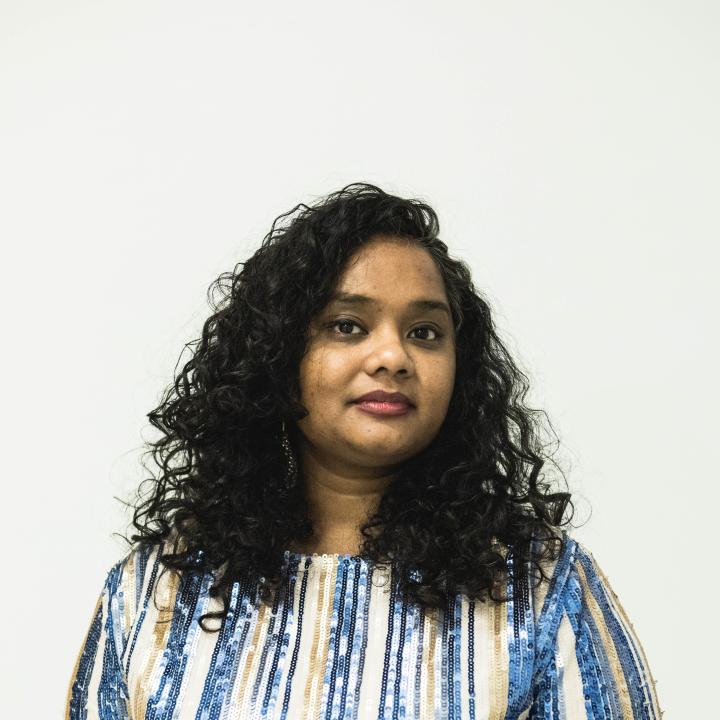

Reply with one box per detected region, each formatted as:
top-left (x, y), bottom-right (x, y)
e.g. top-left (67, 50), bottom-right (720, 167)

top-left (362, 328), bottom-right (414, 375)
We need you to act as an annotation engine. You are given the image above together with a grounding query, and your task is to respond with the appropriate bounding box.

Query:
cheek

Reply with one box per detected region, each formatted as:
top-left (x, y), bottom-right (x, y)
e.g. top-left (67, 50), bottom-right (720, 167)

top-left (299, 349), bottom-right (353, 405)
top-left (421, 362), bottom-right (455, 423)
top-left (427, 355), bottom-right (456, 394)
top-left (315, 350), bottom-right (355, 381)
top-left (446, 360), bottom-right (457, 396)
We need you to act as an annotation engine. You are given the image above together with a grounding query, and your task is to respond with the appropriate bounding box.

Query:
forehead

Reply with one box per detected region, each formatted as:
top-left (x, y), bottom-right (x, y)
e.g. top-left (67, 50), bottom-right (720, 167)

top-left (333, 237), bottom-right (446, 299)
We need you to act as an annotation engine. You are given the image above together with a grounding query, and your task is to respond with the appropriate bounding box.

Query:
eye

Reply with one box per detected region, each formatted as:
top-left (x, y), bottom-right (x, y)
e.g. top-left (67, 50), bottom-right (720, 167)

top-left (331, 319), bottom-right (364, 335)
top-left (410, 326), bottom-right (441, 341)
top-left (328, 319), bottom-right (443, 341)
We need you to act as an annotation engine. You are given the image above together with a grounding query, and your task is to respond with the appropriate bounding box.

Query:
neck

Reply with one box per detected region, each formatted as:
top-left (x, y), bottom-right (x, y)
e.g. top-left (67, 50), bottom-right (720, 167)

top-left (291, 441), bottom-right (397, 555)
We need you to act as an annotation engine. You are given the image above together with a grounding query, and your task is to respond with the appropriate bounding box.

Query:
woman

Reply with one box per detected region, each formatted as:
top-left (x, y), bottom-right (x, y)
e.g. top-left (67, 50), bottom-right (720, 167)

top-left (66, 183), bottom-right (663, 719)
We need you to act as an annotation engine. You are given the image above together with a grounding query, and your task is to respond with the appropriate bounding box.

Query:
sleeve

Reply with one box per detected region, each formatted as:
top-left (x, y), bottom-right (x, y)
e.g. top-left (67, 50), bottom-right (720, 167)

top-left (65, 552), bottom-right (137, 720)
top-left (529, 538), bottom-right (664, 719)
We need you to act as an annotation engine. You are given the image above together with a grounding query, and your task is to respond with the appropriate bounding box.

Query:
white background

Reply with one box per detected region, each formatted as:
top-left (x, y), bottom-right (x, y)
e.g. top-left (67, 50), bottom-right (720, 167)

top-left (2, 1), bottom-right (717, 716)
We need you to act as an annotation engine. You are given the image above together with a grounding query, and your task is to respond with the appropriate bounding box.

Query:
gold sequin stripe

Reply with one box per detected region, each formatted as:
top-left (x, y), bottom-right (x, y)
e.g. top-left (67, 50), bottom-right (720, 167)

top-left (575, 560), bottom-right (633, 718)
top-left (131, 560), bottom-right (181, 720)
top-left (232, 599), bottom-right (271, 720)
top-left (211, 578), bottom-right (259, 720)
top-left (423, 609), bottom-right (437, 714)
top-left (302, 557), bottom-right (336, 718)
top-left (489, 600), bottom-right (509, 719)
top-left (122, 551), bottom-right (137, 656)
top-left (585, 556), bottom-right (664, 718)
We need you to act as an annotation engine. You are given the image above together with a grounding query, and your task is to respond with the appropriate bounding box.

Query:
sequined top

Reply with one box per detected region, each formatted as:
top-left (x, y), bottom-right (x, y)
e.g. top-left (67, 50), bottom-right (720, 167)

top-left (66, 530), bottom-right (663, 719)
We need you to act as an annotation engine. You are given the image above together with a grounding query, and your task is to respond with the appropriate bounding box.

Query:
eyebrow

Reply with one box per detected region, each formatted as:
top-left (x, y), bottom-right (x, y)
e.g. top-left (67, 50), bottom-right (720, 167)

top-left (328, 291), bottom-right (452, 319)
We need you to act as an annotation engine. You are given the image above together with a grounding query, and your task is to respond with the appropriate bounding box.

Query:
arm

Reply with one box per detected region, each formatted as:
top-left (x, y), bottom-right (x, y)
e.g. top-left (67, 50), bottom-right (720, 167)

top-left (530, 539), bottom-right (663, 719)
top-left (65, 555), bottom-right (134, 720)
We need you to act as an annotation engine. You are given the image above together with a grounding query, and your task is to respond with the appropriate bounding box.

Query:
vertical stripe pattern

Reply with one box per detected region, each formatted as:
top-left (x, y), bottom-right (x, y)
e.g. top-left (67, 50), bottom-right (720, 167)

top-left (66, 532), bottom-right (664, 719)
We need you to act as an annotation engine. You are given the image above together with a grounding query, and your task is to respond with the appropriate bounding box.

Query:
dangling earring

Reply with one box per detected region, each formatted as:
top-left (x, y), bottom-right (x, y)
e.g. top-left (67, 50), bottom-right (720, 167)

top-left (280, 419), bottom-right (298, 489)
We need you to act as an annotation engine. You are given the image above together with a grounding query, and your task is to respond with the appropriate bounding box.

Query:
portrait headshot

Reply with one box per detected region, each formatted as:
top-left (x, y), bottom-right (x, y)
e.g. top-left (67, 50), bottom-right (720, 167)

top-left (3, 2), bottom-right (716, 719)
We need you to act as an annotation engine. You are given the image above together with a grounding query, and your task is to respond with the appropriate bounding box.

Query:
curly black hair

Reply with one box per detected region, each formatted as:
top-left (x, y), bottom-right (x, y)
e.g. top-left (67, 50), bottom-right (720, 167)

top-left (116, 181), bottom-right (578, 633)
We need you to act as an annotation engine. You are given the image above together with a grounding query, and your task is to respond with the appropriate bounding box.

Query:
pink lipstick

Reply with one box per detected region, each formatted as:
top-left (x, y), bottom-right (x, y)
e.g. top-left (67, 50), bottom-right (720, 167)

top-left (351, 389), bottom-right (415, 417)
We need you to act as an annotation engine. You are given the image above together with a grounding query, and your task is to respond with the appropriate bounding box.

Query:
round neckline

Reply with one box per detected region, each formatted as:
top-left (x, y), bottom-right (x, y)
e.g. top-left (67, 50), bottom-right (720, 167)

top-left (283, 550), bottom-right (366, 562)
top-left (281, 551), bottom-right (395, 582)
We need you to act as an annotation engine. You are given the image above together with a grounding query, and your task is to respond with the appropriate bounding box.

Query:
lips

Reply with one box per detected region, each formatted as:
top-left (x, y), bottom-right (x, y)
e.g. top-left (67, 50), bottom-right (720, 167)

top-left (352, 390), bottom-right (414, 406)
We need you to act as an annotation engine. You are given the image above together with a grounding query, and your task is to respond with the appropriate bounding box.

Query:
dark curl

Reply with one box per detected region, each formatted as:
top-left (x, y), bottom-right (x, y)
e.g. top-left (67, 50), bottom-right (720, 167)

top-left (117, 181), bottom-right (578, 633)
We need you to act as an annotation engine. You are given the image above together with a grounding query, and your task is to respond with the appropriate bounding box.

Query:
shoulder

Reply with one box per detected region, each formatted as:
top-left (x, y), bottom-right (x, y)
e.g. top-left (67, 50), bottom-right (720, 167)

top-left (531, 526), bottom-right (604, 579)
top-left (100, 533), bottom-right (194, 627)
top-left (108, 528), bottom-right (197, 589)
top-left (102, 541), bottom-right (167, 618)
top-left (530, 526), bottom-right (573, 589)
top-left (529, 533), bottom-right (664, 715)
top-left (531, 529), bottom-right (631, 648)
top-left (530, 527), bottom-right (590, 625)
top-left (536, 530), bottom-right (618, 611)
top-left (106, 531), bottom-right (211, 619)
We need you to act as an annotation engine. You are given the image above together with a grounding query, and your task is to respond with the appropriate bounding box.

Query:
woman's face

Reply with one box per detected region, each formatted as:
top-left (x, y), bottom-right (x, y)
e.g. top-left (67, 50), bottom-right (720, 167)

top-left (296, 235), bottom-right (456, 472)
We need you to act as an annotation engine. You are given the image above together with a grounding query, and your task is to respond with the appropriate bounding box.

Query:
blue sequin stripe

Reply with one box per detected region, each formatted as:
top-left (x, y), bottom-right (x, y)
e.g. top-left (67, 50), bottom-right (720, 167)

top-left (97, 560), bottom-right (131, 719)
top-left (123, 543), bottom-right (162, 677)
top-left (109, 559), bottom-right (129, 675)
top-left (399, 596), bottom-right (423, 719)
top-left (134, 544), bottom-right (150, 612)
top-left (351, 563), bottom-right (374, 718)
top-left (529, 649), bottom-right (563, 719)
top-left (391, 582), bottom-right (412, 719)
top-left (67, 591), bottom-right (104, 719)
top-left (575, 546), bottom-right (659, 719)
top-left (505, 551), bottom-right (536, 717)
top-left (320, 556), bottom-right (352, 718)
top-left (448, 594), bottom-right (463, 720)
top-left (219, 568), bottom-right (267, 717)
top-left (279, 556), bottom-right (312, 720)
top-left (575, 604), bottom-right (622, 718)
top-left (259, 561), bottom-right (300, 717)
top-left (194, 572), bottom-right (254, 720)
top-left (505, 552), bottom-right (520, 715)
top-left (143, 567), bottom-right (211, 720)
top-left (330, 559), bottom-right (365, 718)
top-left (466, 600), bottom-right (476, 720)
top-left (435, 594), bottom-right (459, 719)
top-left (376, 568), bottom-right (404, 719)
top-left (570, 559), bottom-right (625, 720)
top-left (246, 569), bottom-right (289, 715)
top-left (393, 584), bottom-right (421, 719)
top-left (376, 570), bottom-right (394, 719)
top-left (531, 535), bottom-right (578, 690)
top-left (563, 565), bottom-right (612, 718)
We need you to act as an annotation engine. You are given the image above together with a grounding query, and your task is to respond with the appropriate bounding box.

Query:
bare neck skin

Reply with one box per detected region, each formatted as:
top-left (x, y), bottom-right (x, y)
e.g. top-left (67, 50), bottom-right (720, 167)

top-left (288, 442), bottom-right (397, 555)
